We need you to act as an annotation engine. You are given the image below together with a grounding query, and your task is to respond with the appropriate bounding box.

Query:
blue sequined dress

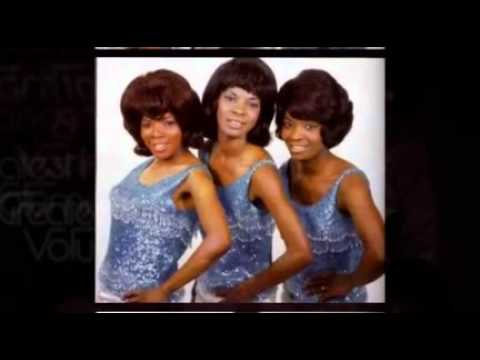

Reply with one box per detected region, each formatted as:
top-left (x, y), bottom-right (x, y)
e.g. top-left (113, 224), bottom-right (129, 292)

top-left (97, 159), bottom-right (208, 302)
top-left (194, 150), bottom-right (277, 302)
top-left (280, 160), bottom-right (368, 303)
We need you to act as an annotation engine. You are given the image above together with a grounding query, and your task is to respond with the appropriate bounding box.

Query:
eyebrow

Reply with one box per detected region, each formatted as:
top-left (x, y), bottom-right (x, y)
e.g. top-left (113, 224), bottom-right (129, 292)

top-left (143, 113), bottom-right (174, 122)
top-left (227, 88), bottom-right (260, 102)
top-left (284, 114), bottom-right (317, 124)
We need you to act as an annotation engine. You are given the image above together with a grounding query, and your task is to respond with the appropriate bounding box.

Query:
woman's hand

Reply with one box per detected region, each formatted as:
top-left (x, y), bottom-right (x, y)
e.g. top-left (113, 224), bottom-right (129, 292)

top-left (217, 285), bottom-right (255, 303)
top-left (305, 273), bottom-right (355, 302)
top-left (123, 287), bottom-right (170, 303)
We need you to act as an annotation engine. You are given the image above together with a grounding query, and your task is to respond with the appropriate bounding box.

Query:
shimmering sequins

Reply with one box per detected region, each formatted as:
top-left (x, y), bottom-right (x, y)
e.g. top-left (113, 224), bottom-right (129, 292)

top-left (98, 159), bottom-right (207, 302)
top-left (280, 162), bottom-right (368, 303)
top-left (195, 153), bottom-right (277, 302)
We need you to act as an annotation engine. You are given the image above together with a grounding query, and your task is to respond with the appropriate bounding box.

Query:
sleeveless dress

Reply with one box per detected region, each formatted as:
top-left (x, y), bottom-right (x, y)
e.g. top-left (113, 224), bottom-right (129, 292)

top-left (280, 160), bottom-right (368, 303)
top-left (193, 150), bottom-right (277, 302)
top-left (97, 158), bottom-right (208, 303)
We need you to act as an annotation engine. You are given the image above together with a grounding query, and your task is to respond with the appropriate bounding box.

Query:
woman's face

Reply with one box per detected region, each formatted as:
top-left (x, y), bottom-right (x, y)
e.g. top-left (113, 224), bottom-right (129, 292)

top-left (140, 112), bottom-right (184, 160)
top-left (280, 112), bottom-right (326, 161)
top-left (216, 87), bottom-right (261, 140)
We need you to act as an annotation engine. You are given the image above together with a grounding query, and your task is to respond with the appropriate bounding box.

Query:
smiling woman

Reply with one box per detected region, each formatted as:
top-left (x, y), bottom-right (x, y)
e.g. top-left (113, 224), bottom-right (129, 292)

top-left (96, 69), bottom-right (230, 303)
top-left (216, 87), bottom-right (261, 138)
top-left (141, 114), bottom-right (182, 155)
top-left (275, 69), bottom-right (385, 303)
top-left (191, 58), bottom-right (313, 303)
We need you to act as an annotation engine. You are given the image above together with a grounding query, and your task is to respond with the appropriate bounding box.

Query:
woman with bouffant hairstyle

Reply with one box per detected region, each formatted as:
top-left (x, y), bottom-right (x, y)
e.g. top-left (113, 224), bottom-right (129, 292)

top-left (97, 69), bottom-right (230, 303)
top-left (276, 69), bottom-right (384, 302)
top-left (276, 69), bottom-right (384, 303)
top-left (192, 58), bottom-right (312, 303)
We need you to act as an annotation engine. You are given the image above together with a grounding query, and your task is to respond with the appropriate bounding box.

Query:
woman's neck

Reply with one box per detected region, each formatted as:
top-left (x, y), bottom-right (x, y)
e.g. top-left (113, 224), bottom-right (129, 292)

top-left (292, 149), bottom-right (334, 177)
top-left (216, 133), bottom-right (249, 159)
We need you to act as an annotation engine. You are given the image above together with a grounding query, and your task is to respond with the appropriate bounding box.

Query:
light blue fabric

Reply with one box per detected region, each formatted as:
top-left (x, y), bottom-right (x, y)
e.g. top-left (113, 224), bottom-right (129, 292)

top-left (280, 160), bottom-right (368, 303)
top-left (194, 150), bottom-right (277, 302)
top-left (98, 158), bottom-right (208, 302)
